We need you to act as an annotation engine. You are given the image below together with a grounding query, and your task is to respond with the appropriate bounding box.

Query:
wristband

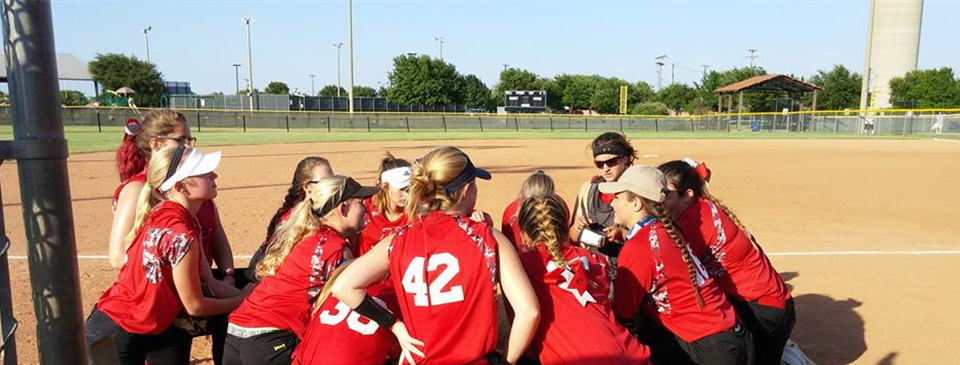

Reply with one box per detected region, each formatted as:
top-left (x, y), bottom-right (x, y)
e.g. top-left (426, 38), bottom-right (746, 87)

top-left (353, 294), bottom-right (396, 329)
top-left (222, 268), bottom-right (236, 277)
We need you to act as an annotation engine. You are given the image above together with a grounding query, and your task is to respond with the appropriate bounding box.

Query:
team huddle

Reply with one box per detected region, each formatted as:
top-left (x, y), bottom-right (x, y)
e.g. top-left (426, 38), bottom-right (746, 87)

top-left (84, 109), bottom-right (799, 365)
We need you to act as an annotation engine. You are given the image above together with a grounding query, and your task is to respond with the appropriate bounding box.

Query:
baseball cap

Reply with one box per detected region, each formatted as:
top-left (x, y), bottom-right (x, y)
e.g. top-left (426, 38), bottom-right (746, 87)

top-left (442, 156), bottom-right (491, 194)
top-left (314, 176), bottom-right (380, 217)
top-left (159, 147), bottom-right (221, 192)
top-left (381, 167), bottom-right (412, 189)
top-left (597, 165), bottom-right (667, 203)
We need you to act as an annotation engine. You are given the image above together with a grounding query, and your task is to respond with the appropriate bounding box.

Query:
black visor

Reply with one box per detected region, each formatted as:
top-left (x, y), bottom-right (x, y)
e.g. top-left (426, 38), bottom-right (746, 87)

top-left (442, 158), bottom-right (491, 195)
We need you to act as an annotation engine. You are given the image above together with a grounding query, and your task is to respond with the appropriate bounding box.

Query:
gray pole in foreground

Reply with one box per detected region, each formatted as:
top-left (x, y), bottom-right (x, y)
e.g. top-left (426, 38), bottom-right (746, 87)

top-left (858, 0), bottom-right (877, 126)
top-left (242, 17), bottom-right (255, 112)
top-left (1, 0), bottom-right (86, 363)
top-left (309, 74), bottom-right (316, 96)
top-left (347, 0), bottom-right (354, 113)
top-left (333, 43), bottom-right (343, 98)
top-left (143, 26), bottom-right (152, 63)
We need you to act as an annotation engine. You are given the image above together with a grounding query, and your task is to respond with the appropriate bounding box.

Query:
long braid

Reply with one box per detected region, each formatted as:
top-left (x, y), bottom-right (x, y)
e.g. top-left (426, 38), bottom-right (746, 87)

top-left (518, 195), bottom-right (570, 270)
top-left (703, 190), bottom-right (749, 234)
top-left (645, 197), bottom-right (705, 309)
top-left (265, 185), bottom-right (305, 241)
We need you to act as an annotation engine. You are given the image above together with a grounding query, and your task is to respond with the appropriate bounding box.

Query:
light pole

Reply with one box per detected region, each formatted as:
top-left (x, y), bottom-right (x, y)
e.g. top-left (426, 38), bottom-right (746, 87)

top-left (748, 49), bottom-right (759, 68)
top-left (502, 63), bottom-right (509, 71)
top-left (701, 64), bottom-right (709, 79)
top-left (242, 17), bottom-right (255, 111)
top-left (333, 43), bottom-right (343, 97)
top-left (143, 26), bottom-right (152, 63)
top-left (308, 74), bottom-right (316, 96)
top-left (232, 63), bottom-right (241, 95)
top-left (435, 36), bottom-right (445, 61)
top-left (347, 0), bottom-right (355, 113)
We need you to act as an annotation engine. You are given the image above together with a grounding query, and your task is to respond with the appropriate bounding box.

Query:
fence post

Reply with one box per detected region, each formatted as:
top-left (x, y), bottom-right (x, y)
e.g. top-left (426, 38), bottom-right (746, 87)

top-left (404, 116), bottom-right (409, 132)
top-left (242, 114), bottom-right (246, 132)
top-left (514, 116), bottom-right (519, 131)
top-left (619, 117), bottom-right (623, 132)
top-left (327, 115), bottom-right (332, 132)
top-left (442, 115), bottom-right (447, 132)
top-left (691, 119), bottom-right (695, 132)
top-left (96, 110), bottom-right (102, 132)
top-left (196, 112), bottom-right (201, 132)
top-left (368, 116), bottom-right (372, 132)
top-left (285, 114), bottom-right (290, 132)
top-left (479, 116), bottom-right (483, 132)
top-left (655, 118), bottom-right (660, 132)
top-left (584, 118), bottom-right (588, 132)
top-left (549, 116), bottom-right (554, 131)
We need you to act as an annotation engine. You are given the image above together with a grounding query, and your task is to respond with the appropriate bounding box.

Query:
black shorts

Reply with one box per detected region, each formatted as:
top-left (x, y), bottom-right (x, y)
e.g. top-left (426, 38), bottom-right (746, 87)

top-left (676, 323), bottom-right (754, 365)
top-left (222, 330), bottom-right (299, 365)
top-left (85, 307), bottom-right (192, 365)
top-left (732, 298), bottom-right (796, 365)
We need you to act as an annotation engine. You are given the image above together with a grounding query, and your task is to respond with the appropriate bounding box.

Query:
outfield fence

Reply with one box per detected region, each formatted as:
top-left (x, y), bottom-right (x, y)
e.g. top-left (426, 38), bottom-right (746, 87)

top-left (2, 106), bottom-right (959, 137)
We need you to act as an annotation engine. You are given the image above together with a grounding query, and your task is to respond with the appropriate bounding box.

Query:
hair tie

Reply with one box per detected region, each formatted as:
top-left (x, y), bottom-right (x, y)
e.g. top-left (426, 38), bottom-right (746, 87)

top-left (695, 163), bottom-right (711, 183)
top-left (124, 118), bottom-right (140, 136)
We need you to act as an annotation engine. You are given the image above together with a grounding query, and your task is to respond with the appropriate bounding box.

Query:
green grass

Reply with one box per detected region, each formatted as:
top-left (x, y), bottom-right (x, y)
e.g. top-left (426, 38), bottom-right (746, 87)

top-left (0, 125), bottom-right (937, 154)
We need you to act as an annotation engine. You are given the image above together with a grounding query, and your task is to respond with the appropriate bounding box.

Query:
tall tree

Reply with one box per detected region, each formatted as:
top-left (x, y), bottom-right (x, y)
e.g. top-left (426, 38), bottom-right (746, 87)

top-left (808, 65), bottom-right (861, 110)
top-left (318, 84), bottom-right (346, 97)
top-left (889, 67), bottom-right (960, 108)
top-left (462, 74), bottom-right (495, 109)
top-left (387, 54), bottom-right (465, 106)
top-left (494, 68), bottom-right (540, 105)
top-left (264, 81), bottom-right (290, 95)
top-left (657, 83), bottom-right (697, 113)
top-left (555, 74), bottom-right (598, 110)
top-left (60, 90), bottom-right (88, 106)
top-left (590, 77), bottom-right (632, 114)
top-left (88, 53), bottom-right (164, 107)
top-left (353, 85), bottom-right (377, 97)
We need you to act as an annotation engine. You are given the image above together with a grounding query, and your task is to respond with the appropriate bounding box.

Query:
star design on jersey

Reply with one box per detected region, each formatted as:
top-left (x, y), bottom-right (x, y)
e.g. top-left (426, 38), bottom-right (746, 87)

top-left (544, 256), bottom-right (596, 307)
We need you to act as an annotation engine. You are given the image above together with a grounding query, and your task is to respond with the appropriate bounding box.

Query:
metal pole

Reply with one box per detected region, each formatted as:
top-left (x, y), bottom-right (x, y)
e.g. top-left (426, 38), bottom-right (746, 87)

top-left (858, 0), bottom-right (877, 133)
top-left (404, 116), bottom-right (409, 132)
top-left (327, 115), bottom-right (331, 132)
top-left (479, 115), bottom-right (483, 132)
top-left (1, 0), bottom-right (86, 363)
top-left (347, 0), bottom-right (355, 113)
top-left (309, 74), bottom-right (316, 96)
top-left (242, 17), bottom-right (255, 112)
top-left (442, 114), bottom-right (447, 132)
top-left (95, 111), bottom-right (101, 132)
top-left (333, 43), bottom-right (342, 98)
top-left (143, 26), bottom-right (151, 63)
top-left (286, 114), bottom-right (290, 132)
top-left (232, 64), bottom-right (241, 96)
top-left (0, 183), bottom-right (18, 365)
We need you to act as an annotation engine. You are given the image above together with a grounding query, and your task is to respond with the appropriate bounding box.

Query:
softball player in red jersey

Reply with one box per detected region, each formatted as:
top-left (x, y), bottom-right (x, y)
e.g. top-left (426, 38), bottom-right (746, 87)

top-left (516, 194), bottom-right (651, 365)
top-left (224, 175), bottom-right (378, 365)
top-left (501, 171), bottom-right (569, 248)
top-left (87, 146), bottom-right (246, 365)
top-left (332, 147), bottom-right (540, 365)
top-left (247, 156), bottom-right (334, 282)
top-left (293, 277), bottom-right (401, 365)
top-left (602, 165), bottom-right (753, 365)
top-left (359, 152), bottom-right (411, 256)
top-left (660, 159), bottom-right (794, 365)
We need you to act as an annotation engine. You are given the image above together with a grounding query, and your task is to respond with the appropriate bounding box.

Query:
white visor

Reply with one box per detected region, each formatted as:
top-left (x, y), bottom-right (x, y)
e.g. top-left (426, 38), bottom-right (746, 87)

top-left (159, 149), bottom-right (222, 192)
top-left (381, 167), bottom-right (412, 190)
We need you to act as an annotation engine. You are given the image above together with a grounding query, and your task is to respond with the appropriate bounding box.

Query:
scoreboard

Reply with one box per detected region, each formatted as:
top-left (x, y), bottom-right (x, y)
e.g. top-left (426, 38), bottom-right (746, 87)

top-left (504, 90), bottom-right (547, 113)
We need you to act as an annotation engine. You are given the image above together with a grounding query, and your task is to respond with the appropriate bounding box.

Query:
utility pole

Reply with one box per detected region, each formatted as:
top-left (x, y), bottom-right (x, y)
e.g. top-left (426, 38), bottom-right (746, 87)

top-left (435, 36), bottom-right (445, 61)
top-left (241, 17), bottom-right (255, 111)
top-left (347, 0), bottom-right (355, 113)
top-left (503, 63), bottom-right (509, 71)
top-left (143, 26), bottom-right (152, 63)
top-left (701, 64), bottom-right (709, 78)
top-left (748, 49), bottom-right (759, 68)
top-left (232, 63), bottom-right (241, 95)
top-left (308, 74), bottom-right (316, 96)
top-left (671, 63), bottom-right (675, 85)
top-left (333, 42), bottom-right (343, 97)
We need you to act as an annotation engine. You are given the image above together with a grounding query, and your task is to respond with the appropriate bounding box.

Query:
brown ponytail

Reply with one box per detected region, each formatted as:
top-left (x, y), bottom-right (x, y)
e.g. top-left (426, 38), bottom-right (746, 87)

top-left (658, 160), bottom-right (749, 233)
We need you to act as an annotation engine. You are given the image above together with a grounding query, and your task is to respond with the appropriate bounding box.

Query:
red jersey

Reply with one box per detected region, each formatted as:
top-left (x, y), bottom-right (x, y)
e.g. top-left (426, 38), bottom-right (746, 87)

top-left (519, 244), bottom-right (650, 365)
top-left (613, 219), bottom-right (736, 343)
top-left (230, 226), bottom-right (351, 338)
top-left (388, 212), bottom-right (499, 365)
top-left (677, 198), bottom-right (791, 308)
top-left (292, 283), bottom-right (400, 365)
top-left (360, 206), bottom-right (408, 256)
top-left (97, 201), bottom-right (199, 334)
top-left (113, 169), bottom-right (219, 265)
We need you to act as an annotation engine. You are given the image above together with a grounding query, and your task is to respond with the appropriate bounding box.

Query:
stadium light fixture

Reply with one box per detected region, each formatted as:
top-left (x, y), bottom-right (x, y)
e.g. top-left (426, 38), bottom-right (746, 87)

top-left (333, 43), bottom-right (343, 97)
top-left (241, 17), bottom-right (255, 111)
top-left (143, 26), bottom-right (152, 63)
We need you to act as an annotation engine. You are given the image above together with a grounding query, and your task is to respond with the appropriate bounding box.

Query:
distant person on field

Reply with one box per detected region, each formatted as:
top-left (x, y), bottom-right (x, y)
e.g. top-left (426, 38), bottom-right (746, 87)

top-left (932, 113), bottom-right (945, 138)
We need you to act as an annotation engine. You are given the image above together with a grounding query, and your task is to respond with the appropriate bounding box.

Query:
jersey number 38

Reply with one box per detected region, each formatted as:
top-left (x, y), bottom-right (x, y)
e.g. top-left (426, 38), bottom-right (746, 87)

top-left (401, 253), bottom-right (464, 307)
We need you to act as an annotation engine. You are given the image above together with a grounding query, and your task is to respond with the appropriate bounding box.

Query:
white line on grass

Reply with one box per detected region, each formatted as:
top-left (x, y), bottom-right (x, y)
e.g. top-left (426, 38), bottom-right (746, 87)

top-left (5, 250), bottom-right (960, 261)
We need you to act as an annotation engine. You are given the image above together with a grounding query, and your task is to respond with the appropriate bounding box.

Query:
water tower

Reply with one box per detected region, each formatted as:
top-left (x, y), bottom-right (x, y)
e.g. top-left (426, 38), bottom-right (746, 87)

top-left (859, 0), bottom-right (924, 109)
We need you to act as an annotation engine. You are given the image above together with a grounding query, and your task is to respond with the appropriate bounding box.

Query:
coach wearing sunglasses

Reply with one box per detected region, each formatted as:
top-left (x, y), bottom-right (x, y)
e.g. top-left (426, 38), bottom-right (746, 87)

top-left (570, 132), bottom-right (638, 273)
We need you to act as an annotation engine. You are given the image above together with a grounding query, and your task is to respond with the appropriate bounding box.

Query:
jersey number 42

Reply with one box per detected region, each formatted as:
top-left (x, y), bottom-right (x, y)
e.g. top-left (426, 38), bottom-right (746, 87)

top-left (401, 253), bottom-right (464, 307)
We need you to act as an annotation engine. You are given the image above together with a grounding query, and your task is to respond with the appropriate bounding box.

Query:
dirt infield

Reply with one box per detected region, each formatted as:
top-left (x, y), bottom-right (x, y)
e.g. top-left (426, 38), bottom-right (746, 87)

top-left (2, 138), bottom-right (959, 364)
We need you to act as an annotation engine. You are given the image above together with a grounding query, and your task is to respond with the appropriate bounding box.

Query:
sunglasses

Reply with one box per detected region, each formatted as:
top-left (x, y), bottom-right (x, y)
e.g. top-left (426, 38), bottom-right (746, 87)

top-left (594, 156), bottom-right (623, 169)
top-left (156, 136), bottom-right (197, 146)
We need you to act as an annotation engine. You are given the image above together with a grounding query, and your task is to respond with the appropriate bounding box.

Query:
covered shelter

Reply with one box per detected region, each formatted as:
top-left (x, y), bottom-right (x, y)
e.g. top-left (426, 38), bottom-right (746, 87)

top-left (714, 74), bottom-right (823, 130)
top-left (0, 53), bottom-right (99, 99)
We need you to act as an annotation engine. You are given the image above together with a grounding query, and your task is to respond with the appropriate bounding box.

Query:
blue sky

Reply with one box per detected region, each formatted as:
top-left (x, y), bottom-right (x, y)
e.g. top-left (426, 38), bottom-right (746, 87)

top-left (45, 0), bottom-right (960, 96)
